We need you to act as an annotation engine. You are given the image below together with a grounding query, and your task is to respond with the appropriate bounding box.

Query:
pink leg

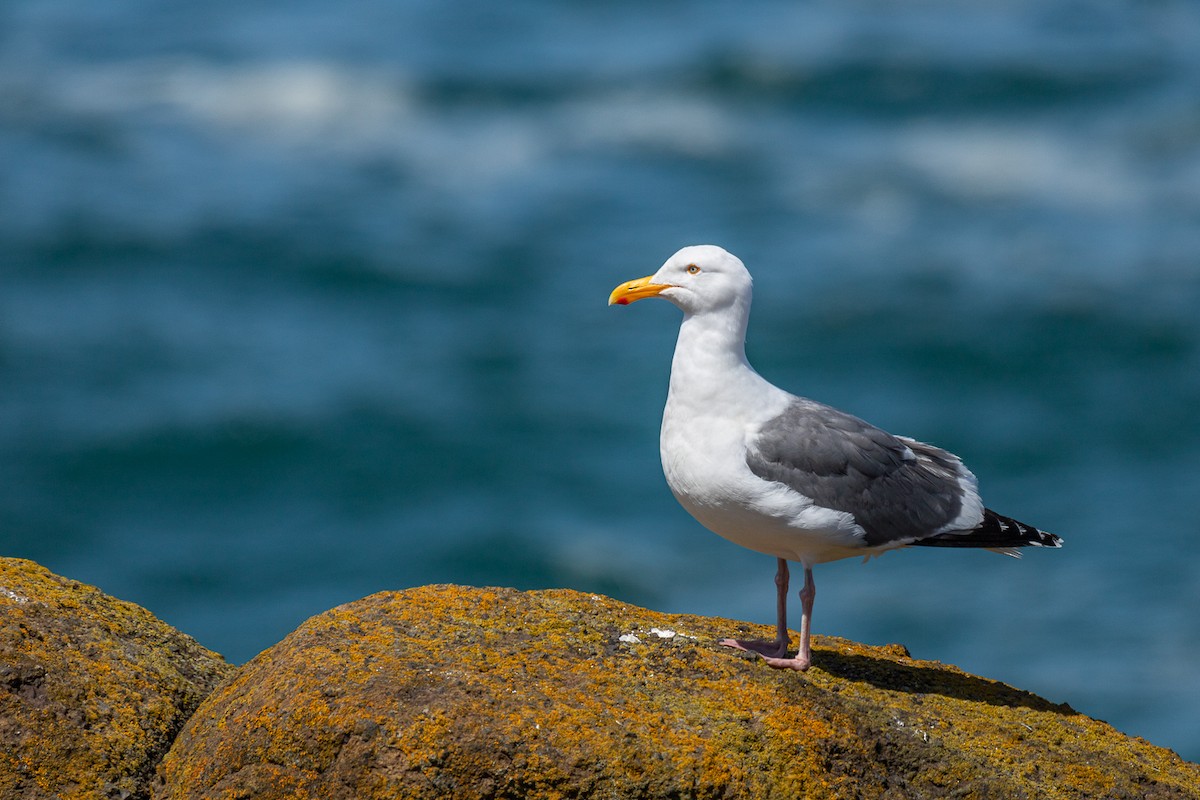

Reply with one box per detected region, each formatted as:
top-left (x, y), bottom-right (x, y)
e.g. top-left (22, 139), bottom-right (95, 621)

top-left (761, 566), bottom-right (814, 671)
top-left (719, 558), bottom-right (791, 659)
top-left (758, 566), bottom-right (816, 671)
top-left (720, 566), bottom-right (816, 671)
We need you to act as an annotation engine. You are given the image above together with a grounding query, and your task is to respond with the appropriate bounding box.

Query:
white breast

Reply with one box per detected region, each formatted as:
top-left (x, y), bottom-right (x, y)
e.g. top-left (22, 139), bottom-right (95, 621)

top-left (659, 369), bottom-right (868, 565)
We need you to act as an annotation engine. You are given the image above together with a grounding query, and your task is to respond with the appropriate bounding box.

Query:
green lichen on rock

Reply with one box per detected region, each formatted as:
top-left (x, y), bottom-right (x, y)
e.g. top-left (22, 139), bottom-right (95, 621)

top-left (156, 584), bottom-right (1200, 799)
top-left (0, 558), bottom-right (235, 800)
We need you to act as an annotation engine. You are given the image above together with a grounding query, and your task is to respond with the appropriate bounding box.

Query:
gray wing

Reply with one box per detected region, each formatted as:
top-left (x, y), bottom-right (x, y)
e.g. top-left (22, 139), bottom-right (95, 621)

top-left (745, 399), bottom-right (968, 547)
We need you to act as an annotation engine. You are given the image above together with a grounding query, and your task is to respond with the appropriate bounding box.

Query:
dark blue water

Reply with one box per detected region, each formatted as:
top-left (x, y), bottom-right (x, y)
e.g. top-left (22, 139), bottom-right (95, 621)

top-left (3, 1), bottom-right (1199, 761)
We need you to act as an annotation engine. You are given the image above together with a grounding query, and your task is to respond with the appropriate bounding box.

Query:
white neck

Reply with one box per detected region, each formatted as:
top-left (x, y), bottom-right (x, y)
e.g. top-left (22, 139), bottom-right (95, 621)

top-left (666, 308), bottom-right (769, 412)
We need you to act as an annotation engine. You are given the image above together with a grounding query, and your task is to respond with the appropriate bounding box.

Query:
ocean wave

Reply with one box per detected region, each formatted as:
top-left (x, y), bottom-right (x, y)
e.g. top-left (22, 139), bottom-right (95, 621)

top-left (3, 49), bottom-right (1197, 265)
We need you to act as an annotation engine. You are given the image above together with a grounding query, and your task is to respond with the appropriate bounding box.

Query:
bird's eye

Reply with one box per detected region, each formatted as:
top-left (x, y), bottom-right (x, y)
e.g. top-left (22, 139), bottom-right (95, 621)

top-left (686, 264), bottom-right (700, 275)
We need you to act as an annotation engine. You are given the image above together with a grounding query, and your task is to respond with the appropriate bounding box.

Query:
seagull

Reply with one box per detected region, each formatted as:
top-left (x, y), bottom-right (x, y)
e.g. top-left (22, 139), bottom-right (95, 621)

top-left (609, 245), bottom-right (1062, 671)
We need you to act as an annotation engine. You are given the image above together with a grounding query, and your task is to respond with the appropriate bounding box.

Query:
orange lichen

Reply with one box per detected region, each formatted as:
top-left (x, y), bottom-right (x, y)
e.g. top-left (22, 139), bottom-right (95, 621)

top-left (3, 564), bottom-right (1193, 800)
top-left (0, 558), bottom-right (234, 800)
top-left (154, 584), bottom-right (1200, 799)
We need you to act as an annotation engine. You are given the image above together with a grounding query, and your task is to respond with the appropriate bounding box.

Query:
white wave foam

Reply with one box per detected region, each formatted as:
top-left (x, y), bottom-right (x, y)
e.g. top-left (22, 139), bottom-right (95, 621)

top-left (49, 59), bottom-right (414, 148)
top-left (898, 123), bottom-right (1145, 210)
top-left (165, 63), bottom-right (406, 141)
top-left (31, 58), bottom-right (740, 165)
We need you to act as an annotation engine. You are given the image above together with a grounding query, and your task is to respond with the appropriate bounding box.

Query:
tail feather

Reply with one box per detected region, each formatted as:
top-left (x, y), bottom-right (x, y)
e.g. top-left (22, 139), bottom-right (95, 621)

top-left (912, 509), bottom-right (1062, 551)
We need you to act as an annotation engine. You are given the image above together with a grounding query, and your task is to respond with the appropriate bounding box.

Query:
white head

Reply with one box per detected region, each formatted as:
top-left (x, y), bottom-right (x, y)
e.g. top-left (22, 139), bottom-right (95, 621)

top-left (609, 245), bottom-right (753, 317)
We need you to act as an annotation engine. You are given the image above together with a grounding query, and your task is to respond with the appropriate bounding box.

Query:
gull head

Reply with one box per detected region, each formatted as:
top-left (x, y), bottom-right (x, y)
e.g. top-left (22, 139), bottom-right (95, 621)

top-left (608, 245), bottom-right (752, 316)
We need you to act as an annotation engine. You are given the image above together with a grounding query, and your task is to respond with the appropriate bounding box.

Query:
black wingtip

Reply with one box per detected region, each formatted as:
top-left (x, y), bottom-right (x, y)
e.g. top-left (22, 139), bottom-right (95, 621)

top-left (912, 509), bottom-right (1062, 550)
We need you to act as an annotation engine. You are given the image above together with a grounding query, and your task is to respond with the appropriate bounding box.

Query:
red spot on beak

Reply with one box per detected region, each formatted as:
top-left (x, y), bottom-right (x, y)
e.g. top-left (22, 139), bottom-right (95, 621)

top-left (616, 297), bottom-right (630, 305)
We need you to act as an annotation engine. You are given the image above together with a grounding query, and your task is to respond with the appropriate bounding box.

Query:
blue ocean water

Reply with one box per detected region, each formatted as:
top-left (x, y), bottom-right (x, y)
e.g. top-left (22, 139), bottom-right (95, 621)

top-left (3, 0), bottom-right (1199, 761)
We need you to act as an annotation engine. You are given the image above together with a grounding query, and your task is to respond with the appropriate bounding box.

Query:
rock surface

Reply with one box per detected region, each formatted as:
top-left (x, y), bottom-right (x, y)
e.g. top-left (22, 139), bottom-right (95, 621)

top-left (156, 584), bottom-right (1200, 800)
top-left (0, 558), bottom-right (235, 800)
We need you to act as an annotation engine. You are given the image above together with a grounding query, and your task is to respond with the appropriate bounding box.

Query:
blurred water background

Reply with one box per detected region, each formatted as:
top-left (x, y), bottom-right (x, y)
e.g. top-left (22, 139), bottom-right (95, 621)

top-left (3, 0), bottom-right (1199, 761)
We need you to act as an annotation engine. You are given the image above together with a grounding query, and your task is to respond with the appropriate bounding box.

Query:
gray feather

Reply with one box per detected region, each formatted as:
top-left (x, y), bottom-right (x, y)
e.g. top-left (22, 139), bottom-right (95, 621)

top-left (745, 399), bottom-right (966, 546)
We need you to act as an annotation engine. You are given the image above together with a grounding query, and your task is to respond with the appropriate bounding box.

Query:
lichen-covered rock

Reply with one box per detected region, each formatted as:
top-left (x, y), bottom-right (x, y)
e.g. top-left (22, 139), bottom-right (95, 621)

top-left (156, 584), bottom-right (1200, 800)
top-left (0, 558), bottom-right (235, 800)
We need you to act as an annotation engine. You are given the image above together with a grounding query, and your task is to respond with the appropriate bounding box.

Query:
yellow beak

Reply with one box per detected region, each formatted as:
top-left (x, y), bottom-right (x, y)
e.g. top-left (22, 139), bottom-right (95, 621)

top-left (608, 275), bottom-right (673, 306)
